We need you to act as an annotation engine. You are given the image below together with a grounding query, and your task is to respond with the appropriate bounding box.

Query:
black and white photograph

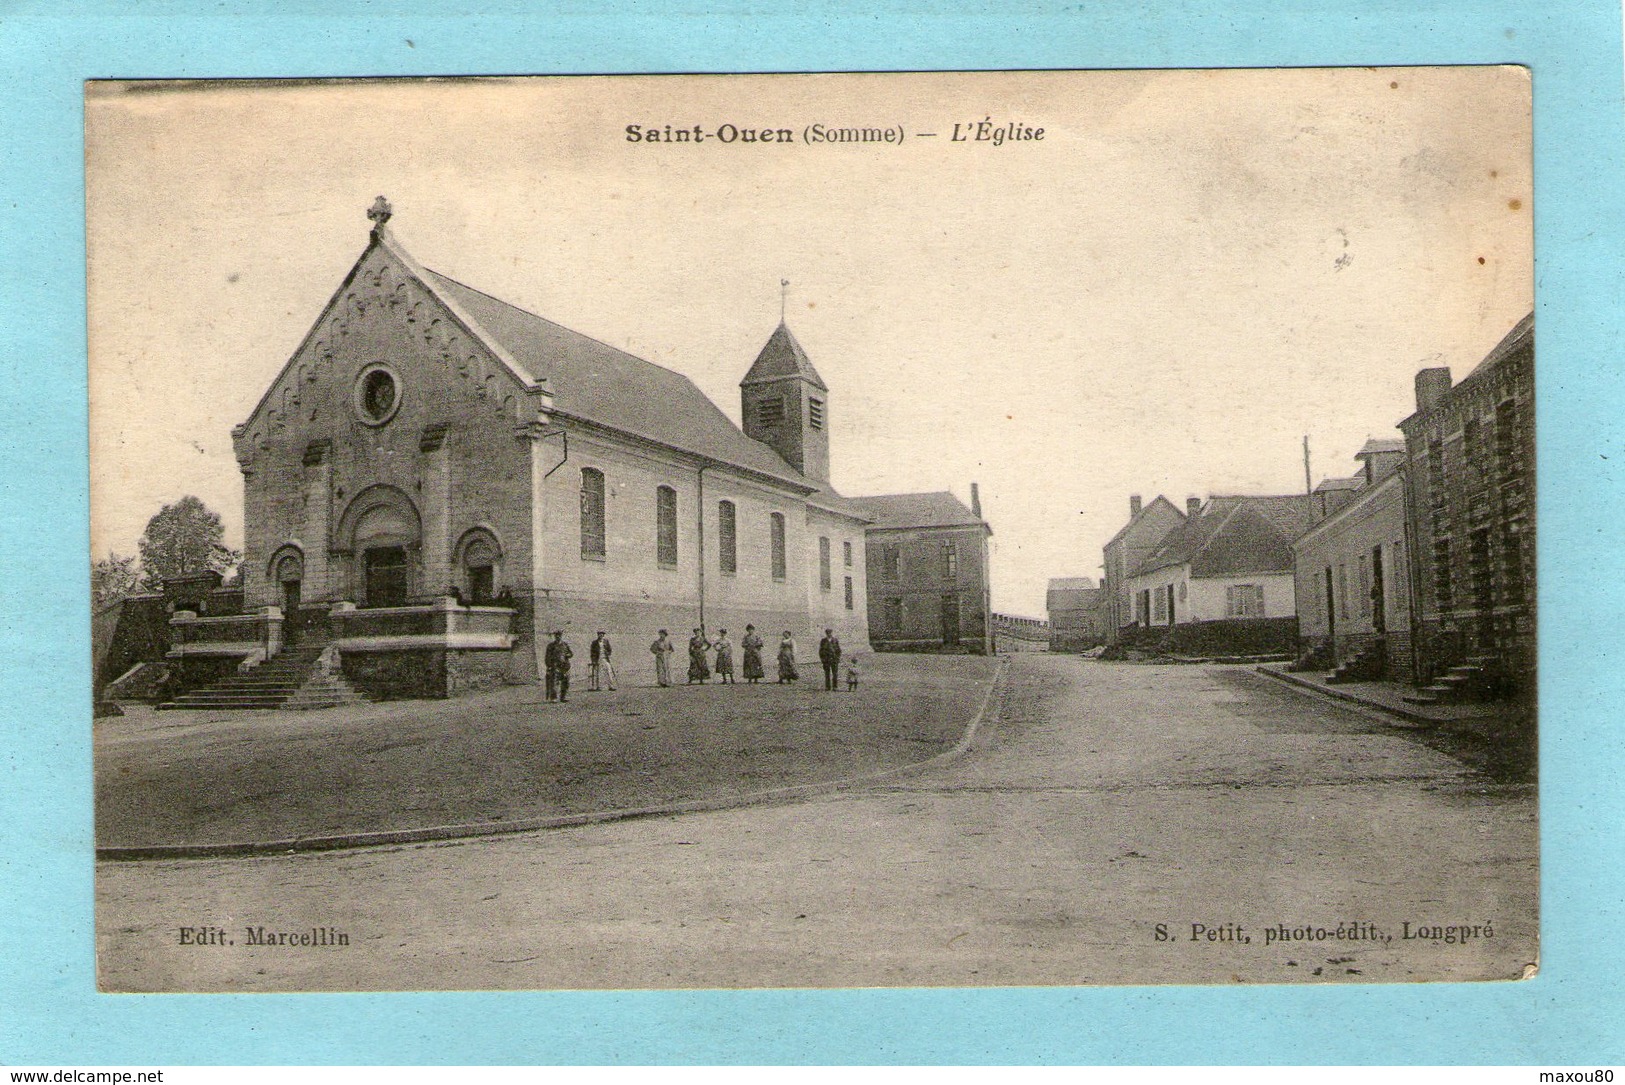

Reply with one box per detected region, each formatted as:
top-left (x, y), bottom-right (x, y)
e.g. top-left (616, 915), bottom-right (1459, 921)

top-left (87, 69), bottom-right (1535, 991)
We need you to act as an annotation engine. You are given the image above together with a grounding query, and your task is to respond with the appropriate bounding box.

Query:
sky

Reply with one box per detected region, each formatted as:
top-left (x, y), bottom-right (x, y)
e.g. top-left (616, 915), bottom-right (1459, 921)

top-left (86, 69), bottom-right (1532, 616)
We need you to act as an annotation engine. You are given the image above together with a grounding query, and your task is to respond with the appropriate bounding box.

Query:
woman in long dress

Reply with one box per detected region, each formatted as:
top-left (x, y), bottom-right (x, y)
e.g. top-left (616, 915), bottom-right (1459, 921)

top-left (741, 624), bottom-right (765, 684)
top-left (687, 628), bottom-right (712, 684)
top-left (777, 631), bottom-right (799, 684)
top-left (713, 629), bottom-right (735, 684)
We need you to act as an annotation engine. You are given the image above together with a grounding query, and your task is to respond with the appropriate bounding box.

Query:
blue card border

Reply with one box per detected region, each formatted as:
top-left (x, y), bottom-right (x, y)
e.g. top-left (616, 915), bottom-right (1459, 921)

top-left (3, 0), bottom-right (1622, 1065)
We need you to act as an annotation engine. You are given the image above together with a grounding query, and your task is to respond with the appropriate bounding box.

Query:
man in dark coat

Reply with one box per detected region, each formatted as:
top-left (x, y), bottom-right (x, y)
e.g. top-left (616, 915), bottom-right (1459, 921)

top-left (544, 630), bottom-right (573, 702)
top-left (818, 628), bottom-right (842, 691)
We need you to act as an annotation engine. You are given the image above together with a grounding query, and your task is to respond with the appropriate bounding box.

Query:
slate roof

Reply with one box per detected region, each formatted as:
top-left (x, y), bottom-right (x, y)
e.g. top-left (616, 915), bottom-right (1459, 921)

top-left (854, 491), bottom-right (989, 532)
top-left (1134, 494), bottom-right (1315, 578)
top-left (1357, 437), bottom-right (1406, 457)
top-left (418, 268), bottom-right (813, 489)
top-left (1047, 579), bottom-right (1102, 611)
top-left (1314, 475), bottom-right (1363, 494)
top-left (1046, 576), bottom-right (1099, 591)
top-left (742, 321), bottom-right (828, 391)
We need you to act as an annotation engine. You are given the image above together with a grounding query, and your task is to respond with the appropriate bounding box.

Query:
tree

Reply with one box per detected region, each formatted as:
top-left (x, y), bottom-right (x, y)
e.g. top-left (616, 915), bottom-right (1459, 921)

top-left (137, 496), bottom-right (240, 590)
top-left (91, 551), bottom-right (142, 610)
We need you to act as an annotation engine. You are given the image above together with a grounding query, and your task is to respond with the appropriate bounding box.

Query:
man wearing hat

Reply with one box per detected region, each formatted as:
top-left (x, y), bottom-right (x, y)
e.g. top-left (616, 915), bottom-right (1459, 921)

top-left (589, 630), bottom-right (616, 691)
top-left (544, 629), bottom-right (573, 702)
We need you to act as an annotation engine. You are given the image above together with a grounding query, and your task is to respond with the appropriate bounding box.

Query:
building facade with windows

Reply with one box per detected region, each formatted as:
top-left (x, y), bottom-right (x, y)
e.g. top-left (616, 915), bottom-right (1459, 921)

top-left (1292, 439), bottom-right (1413, 681)
top-left (1121, 494), bottom-right (1313, 656)
top-left (1046, 577), bottom-right (1107, 651)
top-left (859, 487), bottom-right (993, 654)
top-left (175, 203), bottom-right (872, 700)
top-left (1101, 495), bottom-right (1187, 643)
top-left (1398, 313), bottom-right (1535, 697)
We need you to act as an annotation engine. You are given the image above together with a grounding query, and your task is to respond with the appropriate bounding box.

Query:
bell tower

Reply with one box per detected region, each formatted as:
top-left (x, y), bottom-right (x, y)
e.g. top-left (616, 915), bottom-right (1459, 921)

top-left (741, 320), bottom-right (830, 483)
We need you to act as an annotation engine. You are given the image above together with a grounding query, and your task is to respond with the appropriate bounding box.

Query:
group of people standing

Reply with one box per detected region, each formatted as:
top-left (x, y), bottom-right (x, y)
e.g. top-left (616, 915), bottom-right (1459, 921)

top-left (541, 626), bottom-right (857, 700)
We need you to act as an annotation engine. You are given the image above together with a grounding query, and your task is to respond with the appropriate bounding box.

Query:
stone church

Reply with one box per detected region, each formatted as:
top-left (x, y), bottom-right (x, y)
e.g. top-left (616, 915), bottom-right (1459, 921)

top-left (219, 199), bottom-right (872, 698)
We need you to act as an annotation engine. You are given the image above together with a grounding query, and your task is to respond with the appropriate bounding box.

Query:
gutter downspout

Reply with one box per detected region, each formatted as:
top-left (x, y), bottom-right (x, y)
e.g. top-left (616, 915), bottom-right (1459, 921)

top-left (696, 462), bottom-right (711, 634)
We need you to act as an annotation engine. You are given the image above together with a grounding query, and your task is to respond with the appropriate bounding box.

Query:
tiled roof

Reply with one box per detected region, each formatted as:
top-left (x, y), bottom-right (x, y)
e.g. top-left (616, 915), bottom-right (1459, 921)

top-left (1046, 576), bottom-right (1098, 590)
top-left (1357, 437), bottom-right (1406, 456)
top-left (420, 268), bottom-right (812, 488)
top-left (1135, 494), bottom-right (1314, 578)
top-left (1314, 475), bottom-right (1363, 493)
top-left (741, 321), bottom-right (828, 391)
top-left (855, 491), bottom-right (987, 531)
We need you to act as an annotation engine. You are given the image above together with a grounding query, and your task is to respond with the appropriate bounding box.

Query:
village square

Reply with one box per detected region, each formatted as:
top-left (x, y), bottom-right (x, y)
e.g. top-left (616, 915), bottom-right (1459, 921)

top-left (91, 187), bottom-right (1535, 990)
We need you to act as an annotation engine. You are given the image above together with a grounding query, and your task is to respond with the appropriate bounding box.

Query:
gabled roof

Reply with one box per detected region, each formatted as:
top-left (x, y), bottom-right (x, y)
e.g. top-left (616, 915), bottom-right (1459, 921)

top-left (1135, 494), bottom-right (1314, 579)
top-left (1314, 475), bottom-right (1363, 494)
top-left (1046, 576), bottom-right (1099, 591)
top-left (855, 491), bottom-right (988, 532)
top-left (1047, 579), bottom-right (1102, 610)
top-left (1357, 437), bottom-right (1406, 457)
top-left (741, 321), bottom-right (828, 391)
top-left (1105, 494), bottom-right (1184, 549)
top-left (421, 269), bottom-right (813, 488)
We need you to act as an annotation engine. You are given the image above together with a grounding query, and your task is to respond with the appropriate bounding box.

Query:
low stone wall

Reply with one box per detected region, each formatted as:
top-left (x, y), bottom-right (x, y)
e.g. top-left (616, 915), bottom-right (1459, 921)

top-left (341, 649), bottom-right (449, 701)
top-left (872, 637), bottom-right (991, 656)
top-left (1114, 617), bottom-right (1298, 658)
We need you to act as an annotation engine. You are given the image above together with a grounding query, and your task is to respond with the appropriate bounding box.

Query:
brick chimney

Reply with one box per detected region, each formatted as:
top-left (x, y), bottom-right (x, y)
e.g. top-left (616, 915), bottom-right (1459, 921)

top-left (1415, 367), bottom-right (1453, 415)
top-left (970, 481), bottom-right (982, 519)
top-left (1129, 494), bottom-right (1143, 518)
top-left (1187, 496), bottom-right (1201, 517)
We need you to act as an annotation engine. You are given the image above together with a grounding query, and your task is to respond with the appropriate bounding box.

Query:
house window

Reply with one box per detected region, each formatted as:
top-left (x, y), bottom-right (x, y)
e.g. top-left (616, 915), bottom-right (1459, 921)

top-left (883, 597), bottom-right (903, 634)
top-left (1357, 554), bottom-right (1370, 618)
top-left (843, 540), bottom-right (852, 567)
top-left (844, 576), bottom-right (854, 610)
top-left (1337, 563), bottom-right (1349, 619)
top-left (656, 485), bottom-right (678, 567)
top-left (758, 397), bottom-right (784, 426)
top-left (580, 468), bottom-right (606, 559)
top-left (1226, 584), bottom-right (1265, 619)
top-left (1152, 586), bottom-right (1168, 624)
top-left (718, 500), bottom-right (737, 574)
top-left (819, 536), bottom-right (832, 590)
top-left (881, 544), bottom-right (900, 581)
top-left (770, 512), bottom-right (787, 581)
top-left (808, 398), bottom-right (824, 429)
top-left (942, 541), bottom-right (958, 579)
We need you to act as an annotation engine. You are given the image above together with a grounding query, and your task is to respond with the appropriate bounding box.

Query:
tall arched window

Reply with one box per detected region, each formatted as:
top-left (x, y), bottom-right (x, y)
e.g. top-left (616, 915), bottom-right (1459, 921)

top-left (770, 512), bottom-right (787, 581)
top-left (580, 468), bottom-right (606, 559)
top-left (718, 500), bottom-right (737, 574)
top-left (656, 486), bottom-right (678, 567)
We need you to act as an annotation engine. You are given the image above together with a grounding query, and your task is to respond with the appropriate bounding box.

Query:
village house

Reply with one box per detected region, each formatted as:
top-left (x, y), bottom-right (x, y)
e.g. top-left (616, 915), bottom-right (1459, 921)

top-left (1046, 576), bottom-right (1107, 651)
top-left (1292, 438), bottom-right (1413, 682)
top-left (1398, 313), bottom-right (1535, 702)
top-left (161, 199), bottom-right (876, 704)
top-left (1121, 493), bottom-right (1314, 656)
top-left (859, 487), bottom-right (993, 654)
top-left (1101, 495), bottom-right (1186, 643)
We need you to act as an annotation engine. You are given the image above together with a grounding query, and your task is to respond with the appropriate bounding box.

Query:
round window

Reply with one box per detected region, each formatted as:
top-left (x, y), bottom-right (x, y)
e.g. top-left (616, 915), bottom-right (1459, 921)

top-left (354, 364), bottom-right (402, 425)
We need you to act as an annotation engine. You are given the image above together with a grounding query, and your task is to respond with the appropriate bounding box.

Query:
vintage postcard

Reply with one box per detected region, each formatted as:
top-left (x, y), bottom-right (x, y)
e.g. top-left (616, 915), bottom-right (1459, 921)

top-left (87, 69), bottom-right (1534, 991)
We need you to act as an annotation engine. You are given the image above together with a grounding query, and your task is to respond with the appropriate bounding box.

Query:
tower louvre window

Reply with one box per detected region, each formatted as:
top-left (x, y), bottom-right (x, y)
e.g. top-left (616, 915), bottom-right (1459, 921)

top-left (808, 398), bottom-right (824, 430)
top-left (758, 397), bottom-right (785, 426)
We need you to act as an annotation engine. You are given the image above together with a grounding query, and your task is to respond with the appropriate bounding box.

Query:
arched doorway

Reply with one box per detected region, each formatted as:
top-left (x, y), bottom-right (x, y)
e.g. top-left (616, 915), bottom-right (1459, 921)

top-left (338, 486), bottom-right (423, 608)
top-left (454, 528), bottom-right (503, 605)
top-left (271, 549), bottom-right (305, 639)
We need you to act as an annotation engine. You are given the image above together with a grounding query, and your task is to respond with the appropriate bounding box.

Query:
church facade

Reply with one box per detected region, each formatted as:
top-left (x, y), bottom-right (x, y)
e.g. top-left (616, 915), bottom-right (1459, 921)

top-left (214, 200), bottom-right (871, 699)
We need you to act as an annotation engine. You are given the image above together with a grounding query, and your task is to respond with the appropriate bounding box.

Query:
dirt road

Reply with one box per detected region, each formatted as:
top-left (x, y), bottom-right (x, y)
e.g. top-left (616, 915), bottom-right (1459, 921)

top-left (97, 654), bottom-right (1536, 990)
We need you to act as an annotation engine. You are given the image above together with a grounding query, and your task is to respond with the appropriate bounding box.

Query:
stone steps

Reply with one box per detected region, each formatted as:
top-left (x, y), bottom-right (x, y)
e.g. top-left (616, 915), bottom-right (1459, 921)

top-left (160, 642), bottom-right (369, 711)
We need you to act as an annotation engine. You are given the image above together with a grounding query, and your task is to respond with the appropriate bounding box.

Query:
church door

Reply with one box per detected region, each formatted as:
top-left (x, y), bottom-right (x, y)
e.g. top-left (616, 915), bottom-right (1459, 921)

top-left (364, 546), bottom-right (409, 608)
